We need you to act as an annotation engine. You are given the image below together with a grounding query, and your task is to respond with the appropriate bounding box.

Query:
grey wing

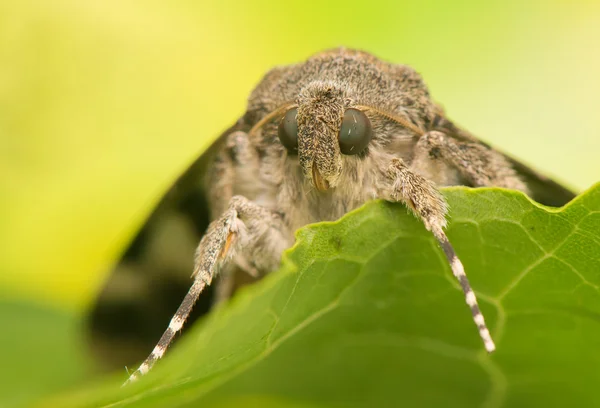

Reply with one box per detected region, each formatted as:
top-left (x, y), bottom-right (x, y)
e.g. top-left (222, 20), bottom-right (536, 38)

top-left (502, 155), bottom-right (576, 207)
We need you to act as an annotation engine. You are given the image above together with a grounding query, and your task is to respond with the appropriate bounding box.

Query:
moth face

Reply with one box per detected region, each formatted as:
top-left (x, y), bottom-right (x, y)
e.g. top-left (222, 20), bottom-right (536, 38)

top-left (277, 82), bottom-right (373, 191)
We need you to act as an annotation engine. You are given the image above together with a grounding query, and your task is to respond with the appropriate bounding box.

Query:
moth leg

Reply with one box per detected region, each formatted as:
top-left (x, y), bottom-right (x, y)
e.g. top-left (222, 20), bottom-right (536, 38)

top-left (412, 130), bottom-right (528, 192)
top-left (378, 157), bottom-right (495, 353)
top-left (206, 130), bottom-right (261, 219)
top-left (124, 195), bottom-right (289, 385)
top-left (206, 130), bottom-right (263, 305)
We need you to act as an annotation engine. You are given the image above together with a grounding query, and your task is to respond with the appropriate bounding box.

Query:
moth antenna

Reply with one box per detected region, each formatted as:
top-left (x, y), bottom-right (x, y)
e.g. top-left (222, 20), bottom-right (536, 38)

top-left (354, 104), bottom-right (425, 137)
top-left (433, 228), bottom-right (496, 353)
top-left (122, 278), bottom-right (207, 386)
top-left (249, 102), bottom-right (297, 137)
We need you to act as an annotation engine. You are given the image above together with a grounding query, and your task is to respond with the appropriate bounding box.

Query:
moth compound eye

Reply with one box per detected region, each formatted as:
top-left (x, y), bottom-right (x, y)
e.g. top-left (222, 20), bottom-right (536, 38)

top-left (339, 108), bottom-right (372, 155)
top-left (278, 107), bottom-right (299, 153)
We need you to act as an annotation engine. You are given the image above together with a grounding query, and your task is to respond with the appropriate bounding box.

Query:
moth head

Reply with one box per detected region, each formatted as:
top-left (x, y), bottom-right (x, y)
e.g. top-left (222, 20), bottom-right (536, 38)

top-left (250, 81), bottom-right (423, 192)
top-left (277, 81), bottom-right (373, 192)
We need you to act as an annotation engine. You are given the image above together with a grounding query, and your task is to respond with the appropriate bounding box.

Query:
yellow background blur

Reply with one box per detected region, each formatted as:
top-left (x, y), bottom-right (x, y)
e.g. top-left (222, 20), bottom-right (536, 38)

top-left (1, 0), bottom-right (599, 314)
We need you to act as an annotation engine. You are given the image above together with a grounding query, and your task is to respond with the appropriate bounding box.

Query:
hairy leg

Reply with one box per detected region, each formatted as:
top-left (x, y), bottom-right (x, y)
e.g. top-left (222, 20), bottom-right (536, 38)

top-left (412, 130), bottom-right (528, 192)
top-left (377, 157), bottom-right (495, 353)
top-left (124, 129), bottom-right (288, 385)
top-left (124, 195), bottom-right (289, 384)
top-left (206, 130), bottom-right (264, 304)
top-left (205, 130), bottom-right (261, 219)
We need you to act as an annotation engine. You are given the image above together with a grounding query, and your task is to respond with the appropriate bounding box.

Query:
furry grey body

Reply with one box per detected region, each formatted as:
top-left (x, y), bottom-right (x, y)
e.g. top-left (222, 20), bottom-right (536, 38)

top-left (122, 48), bottom-right (572, 384)
top-left (211, 49), bottom-right (525, 266)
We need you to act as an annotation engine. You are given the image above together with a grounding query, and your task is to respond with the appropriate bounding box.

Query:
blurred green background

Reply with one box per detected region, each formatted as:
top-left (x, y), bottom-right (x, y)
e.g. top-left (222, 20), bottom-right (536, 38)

top-left (0, 0), bottom-right (598, 384)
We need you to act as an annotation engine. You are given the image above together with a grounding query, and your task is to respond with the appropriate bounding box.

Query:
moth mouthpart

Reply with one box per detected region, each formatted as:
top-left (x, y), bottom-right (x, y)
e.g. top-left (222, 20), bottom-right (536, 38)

top-left (312, 162), bottom-right (330, 192)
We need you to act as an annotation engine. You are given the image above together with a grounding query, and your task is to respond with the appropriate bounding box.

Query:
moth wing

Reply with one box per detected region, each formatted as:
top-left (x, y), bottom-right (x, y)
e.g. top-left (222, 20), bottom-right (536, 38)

top-left (502, 154), bottom-right (576, 207)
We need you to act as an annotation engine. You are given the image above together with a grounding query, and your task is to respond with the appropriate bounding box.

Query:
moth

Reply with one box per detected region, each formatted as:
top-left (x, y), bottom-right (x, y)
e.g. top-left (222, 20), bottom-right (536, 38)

top-left (87, 48), bottom-right (575, 384)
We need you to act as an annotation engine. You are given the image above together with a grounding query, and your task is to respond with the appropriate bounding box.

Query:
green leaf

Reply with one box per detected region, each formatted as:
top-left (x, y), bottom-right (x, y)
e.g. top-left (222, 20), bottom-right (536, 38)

top-left (39, 185), bottom-right (600, 408)
top-left (0, 301), bottom-right (95, 408)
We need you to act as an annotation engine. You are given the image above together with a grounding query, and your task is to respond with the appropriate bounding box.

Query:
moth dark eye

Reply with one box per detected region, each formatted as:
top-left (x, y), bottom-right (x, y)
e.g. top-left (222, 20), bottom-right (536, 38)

top-left (338, 108), bottom-right (372, 155)
top-left (278, 107), bottom-right (299, 153)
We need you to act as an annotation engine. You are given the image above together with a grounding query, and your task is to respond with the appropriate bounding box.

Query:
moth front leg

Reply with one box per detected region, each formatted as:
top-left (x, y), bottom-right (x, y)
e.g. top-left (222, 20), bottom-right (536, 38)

top-left (207, 130), bottom-right (263, 304)
top-left (124, 195), bottom-right (289, 385)
top-left (377, 158), bottom-right (495, 353)
top-left (412, 130), bottom-right (528, 192)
